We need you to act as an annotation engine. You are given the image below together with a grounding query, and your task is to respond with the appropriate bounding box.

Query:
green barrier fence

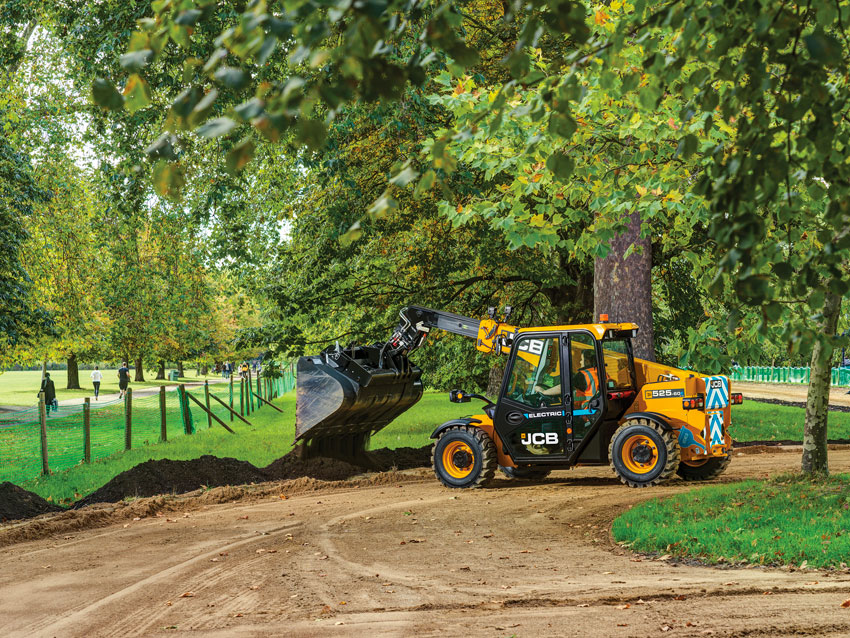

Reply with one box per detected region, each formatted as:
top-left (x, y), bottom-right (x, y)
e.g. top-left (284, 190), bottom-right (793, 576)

top-left (729, 366), bottom-right (850, 387)
top-left (0, 368), bottom-right (295, 486)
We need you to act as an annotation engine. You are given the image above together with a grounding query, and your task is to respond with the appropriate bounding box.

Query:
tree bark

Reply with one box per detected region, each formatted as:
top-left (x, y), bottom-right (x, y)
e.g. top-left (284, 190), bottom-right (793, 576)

top-left (486, 362), bottom-right (504, 398)
top-left (134, 357), bottom-right (145, 382)
top-left (801, 291), bottom-right (843, 476)
top-left (200, 364), bottom-right (208, 376)
top-left (155, 360), bottom-right (165, 380)
top-left (177, 360), bottom-right (184, 377)
top-left (593, 210), bottom-right (655, 361)
top-left (66, 354), bottom-right (81, 389)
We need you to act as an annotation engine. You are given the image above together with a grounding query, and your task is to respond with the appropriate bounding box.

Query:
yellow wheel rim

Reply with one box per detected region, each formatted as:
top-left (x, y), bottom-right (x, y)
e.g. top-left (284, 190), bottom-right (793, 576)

top-left (442, 441), bottom-right (475, 479)
top-left (621, 435), bottom-right (659, 474)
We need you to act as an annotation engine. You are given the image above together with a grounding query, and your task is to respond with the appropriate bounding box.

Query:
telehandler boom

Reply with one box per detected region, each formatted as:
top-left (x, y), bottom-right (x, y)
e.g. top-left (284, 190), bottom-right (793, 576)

top-left (295, 306), bottom-right (742, 488)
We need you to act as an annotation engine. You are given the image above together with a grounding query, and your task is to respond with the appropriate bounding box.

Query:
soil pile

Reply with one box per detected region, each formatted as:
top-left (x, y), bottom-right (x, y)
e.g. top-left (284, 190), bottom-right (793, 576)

top-left (0, 482), bottom-right (63, 521)
top-left (73, 446), bottom-right (433, 508)
top-left (263, 445), bottom-right (432, 481)
top-left (75, 456), bottom-right (270, 507)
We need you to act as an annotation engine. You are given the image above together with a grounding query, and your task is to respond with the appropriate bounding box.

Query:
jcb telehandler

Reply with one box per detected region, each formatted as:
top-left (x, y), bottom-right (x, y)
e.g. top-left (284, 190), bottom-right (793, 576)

top-left (295, 306), bottom-right (742, 488)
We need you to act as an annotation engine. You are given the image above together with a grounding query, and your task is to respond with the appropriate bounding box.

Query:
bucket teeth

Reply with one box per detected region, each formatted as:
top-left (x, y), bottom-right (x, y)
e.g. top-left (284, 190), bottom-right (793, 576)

top-left (295, 344), bottom-right (423, 454)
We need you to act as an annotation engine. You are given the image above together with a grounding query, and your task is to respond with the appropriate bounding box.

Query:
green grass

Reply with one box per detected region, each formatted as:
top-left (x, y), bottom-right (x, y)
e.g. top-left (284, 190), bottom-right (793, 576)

top-left (21, 391), bottom-right (465, 505)
top-left (0, 369), bottom-right (218, 406)
top-left (731, 401), bottom-right (850, 441)
top-left (613, 474), bottom-right (850, 568)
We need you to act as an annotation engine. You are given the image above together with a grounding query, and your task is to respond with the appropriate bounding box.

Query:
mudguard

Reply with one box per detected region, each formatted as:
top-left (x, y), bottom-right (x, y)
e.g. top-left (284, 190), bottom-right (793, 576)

top-left (430, 418), bottom-right (482, 439)
top-left (622, 411), bottom-right (674, 431)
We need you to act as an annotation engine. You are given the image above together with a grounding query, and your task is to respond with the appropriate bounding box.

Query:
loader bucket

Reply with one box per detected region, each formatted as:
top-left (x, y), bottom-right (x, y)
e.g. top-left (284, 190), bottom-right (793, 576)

top-left (295, 343), bottom-right (423, 459)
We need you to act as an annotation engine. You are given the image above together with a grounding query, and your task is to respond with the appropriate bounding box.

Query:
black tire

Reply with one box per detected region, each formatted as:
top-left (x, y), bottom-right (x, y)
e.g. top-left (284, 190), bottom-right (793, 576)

top-left (676, 455), bottom-right (731, 481)
top-left (608, 418), bottom-right (679, 488)
top-left (432, 425), bottom-right (497, 489)
top-left (499, 465), bottom-right (551, 480)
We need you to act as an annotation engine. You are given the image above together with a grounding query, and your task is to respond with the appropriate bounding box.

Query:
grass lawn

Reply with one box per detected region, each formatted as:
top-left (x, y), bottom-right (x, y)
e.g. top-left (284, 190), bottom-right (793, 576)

top-left (21, 390), bottom-right (466, 504)
top-left (0, 369), bottom-right (220, 406)
top-left (731, 401), bottom-right (850, 441)
top-left (613, 474), bottom-right (850, 569)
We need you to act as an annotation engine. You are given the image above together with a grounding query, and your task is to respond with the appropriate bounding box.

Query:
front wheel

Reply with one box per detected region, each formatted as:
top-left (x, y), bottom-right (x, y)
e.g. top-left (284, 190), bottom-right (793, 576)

top-left (500, 465), bottom-right (551, 480)
top-left (609, 418), bottom-right (679, 488)
top-left (677, 455), bottom-right (731, 481)
top-left (432, 426), bottom-right (497, 488)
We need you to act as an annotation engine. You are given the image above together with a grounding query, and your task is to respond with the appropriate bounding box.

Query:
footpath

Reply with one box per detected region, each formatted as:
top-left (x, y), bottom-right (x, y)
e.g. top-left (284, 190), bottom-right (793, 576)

top-left (0, 378), bottom-right (230, 414)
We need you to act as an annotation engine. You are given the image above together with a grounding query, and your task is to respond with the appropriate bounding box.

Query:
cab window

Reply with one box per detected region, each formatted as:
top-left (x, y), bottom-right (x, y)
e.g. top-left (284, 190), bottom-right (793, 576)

top-left (505, 336), bottom-right (562, 407)
top-left (601, 339), bottom-right (635, 391)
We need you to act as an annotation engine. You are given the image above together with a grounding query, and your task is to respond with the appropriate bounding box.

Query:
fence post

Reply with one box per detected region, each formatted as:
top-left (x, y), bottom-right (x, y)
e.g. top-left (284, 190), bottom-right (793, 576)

top-left (229, 373), bottom-right (234, 422)
top-left (256, 373), bottom-right (261, 405)
top-left (83, 397), bottom-right (91, 463)
top-left (160, 385), bottom-right (167, 442)
top-left (240, 378), bottom-right (244, 416)
top-left (179, 384), bottom-right (193, 434)
top-left (124, 388), bottom-right (132, 451)
top-left (247, 368), bottom-right (253, 413)
top-left (38, 392), bottom-right (49, 476)
top-left (204, 380), bottom-right (212, 428)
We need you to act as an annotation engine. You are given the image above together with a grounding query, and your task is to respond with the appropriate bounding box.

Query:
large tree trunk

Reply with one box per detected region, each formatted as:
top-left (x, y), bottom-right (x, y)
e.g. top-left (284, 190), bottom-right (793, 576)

top-left (801, 291), bottom-right (843, 476)
top-left (66, 354), bottom-right (81, 389)
top-left (134, 357), bottom-right (145, 382)
top-left (41, 360), bottom-right (47, 380)
top-left (486, 362), bottom-right (504, 398)
top-left (154, 360), bottom-right (165, 380)
top-left (200, 364), bottom-right (208, 376)
top-left (177, 360), bottom-right (184, 377)
top-left (593, 210), bottom-right (655, 361)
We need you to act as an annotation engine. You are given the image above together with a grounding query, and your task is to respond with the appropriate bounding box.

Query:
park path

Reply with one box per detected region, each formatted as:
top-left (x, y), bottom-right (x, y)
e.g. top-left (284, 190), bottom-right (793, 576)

top-left (0, 378), bottom-right (230, 414)
top-left (734, 380), bottom-right (850, 407)
top-left (2, 448), bottom-right (850, 637)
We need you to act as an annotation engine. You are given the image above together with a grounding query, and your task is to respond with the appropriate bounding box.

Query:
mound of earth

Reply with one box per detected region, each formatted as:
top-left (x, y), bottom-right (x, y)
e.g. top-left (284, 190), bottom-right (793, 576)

top-left (0, 482), bottom-right (63, 522)
top-left (71, 445), bottom-right (434, 509)
top-left (75, 456), bottom-right (271, 508)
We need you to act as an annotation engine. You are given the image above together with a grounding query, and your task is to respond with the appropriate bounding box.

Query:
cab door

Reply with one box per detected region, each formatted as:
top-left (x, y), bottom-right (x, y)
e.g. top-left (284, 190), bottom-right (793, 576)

top-left (493, 333), bottom-right (572, 463)
top-left (566, 331), bottom-right (606, 455)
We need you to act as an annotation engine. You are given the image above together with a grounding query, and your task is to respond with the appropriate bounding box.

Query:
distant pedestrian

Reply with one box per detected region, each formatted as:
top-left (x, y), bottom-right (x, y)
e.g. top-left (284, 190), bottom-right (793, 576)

top-left (39, 373), bottom-right (58, 415)
top-left (90, 366), bottom-right (103, 400)
top-left (240, 362), bottom-right (249, 379)
top-left (118, 361), bottom-right (130, 399)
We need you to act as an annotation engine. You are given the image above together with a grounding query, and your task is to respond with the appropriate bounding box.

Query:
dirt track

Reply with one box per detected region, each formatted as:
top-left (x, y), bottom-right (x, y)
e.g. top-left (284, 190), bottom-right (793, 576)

top-left (4, 449), bottom-right (850, 638)
top-left (735, 381), bottom-right (850, 408)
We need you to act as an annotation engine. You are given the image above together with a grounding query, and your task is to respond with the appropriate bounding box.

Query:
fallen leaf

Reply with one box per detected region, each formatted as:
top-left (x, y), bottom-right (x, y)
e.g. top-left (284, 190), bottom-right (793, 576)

top-left (279, 494), bottom-right (287, 499)
top-left (210, 558), bottom-right (219, 562)
top-left (603, 571), bottom-right (615, 575)
top-left (238, 515), bottom-right (249, 520)
top-left (674, 595), bottom-right (687, 601)
top-left (133, 517), bottom-right (141, 521)
top-left (616, 604), bottom-right (631, 610)
top-left (165, 601), bottom-right (173, 606)
top-left (249, 585), bottom-right (259, 590)
top-left (661, 626), bottom-right (672, 632)
top-left (339, 601), bottom-right (346, 605)
top-left (577, 603), bottom-right (590, 608)
top-left (841, 599), bottom-right (850, 608)
top-left (180, 592), bottom-right (194, 598)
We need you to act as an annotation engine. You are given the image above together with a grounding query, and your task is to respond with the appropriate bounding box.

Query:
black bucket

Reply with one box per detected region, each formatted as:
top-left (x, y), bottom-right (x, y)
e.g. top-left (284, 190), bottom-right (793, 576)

top-left (295, 343), bottom-right (423, 458)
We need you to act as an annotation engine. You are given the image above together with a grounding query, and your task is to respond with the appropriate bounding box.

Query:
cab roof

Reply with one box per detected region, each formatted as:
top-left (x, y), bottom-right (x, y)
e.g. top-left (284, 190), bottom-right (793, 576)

top-left (516, 323), bottom-right (640, 340)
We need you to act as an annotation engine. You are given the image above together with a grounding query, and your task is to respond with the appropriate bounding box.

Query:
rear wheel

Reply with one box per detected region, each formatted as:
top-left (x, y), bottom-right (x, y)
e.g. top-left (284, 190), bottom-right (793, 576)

top-left (500, 465), bottom-right (551, 480)
top-left (677, 455), bottom-right (731, 481)
top-left (432, 426), bottom-right (497, 488)
top-left (609, 418), bottom-right (679, 488)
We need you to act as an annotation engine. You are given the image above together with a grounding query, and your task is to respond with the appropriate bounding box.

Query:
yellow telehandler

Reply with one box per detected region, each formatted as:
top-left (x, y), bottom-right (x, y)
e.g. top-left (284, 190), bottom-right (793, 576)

top-left (295, 306), bottom-right (742, 488)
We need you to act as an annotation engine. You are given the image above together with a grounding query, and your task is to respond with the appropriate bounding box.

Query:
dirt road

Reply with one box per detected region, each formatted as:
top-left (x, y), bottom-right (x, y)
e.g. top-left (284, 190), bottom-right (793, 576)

top-left (3, 449), bottom-right (850, 638)
top-left (735, 381), bottom-right (850, 408)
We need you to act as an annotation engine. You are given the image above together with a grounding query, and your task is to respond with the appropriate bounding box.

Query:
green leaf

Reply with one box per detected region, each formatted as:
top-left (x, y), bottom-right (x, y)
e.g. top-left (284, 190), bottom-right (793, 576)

top-left (676, 134), bottom-right (698, 159)
top-left (215, 67), bottom-right (251, 90)
top-left (804, 31), bottom-right (843, 66)
top-left (772, 262), bottom-right (793, 280)
top-left (296, 119), bottom-right (326, 150)
top-left (119, 49), bottom-right (153, 71)
top-left (639, 86), bottom-right (661, 110)
top-left (368, 192), bottom-right (397, 218)
top-left (226, 138), bottom-right (255, 175)
top-left (389, 163), bottom-right (419, 187)
top-left (197, 117), bottom-right (237, 138)
top-left (414, 170), bottom-right (436, 197)
top-left (548, 114), bottom-right (577, 139)
top-left (175, 9), bottom-right (202, 26)
top-left (123, 74), bottom-right (150, 113)
top-left (91, 78), bottom-right (124, 111)
top-left (546, 152), bottom-right (574, 179)
top-left (152, 160), bottom-right (185, 200)
top-left (339, 221), bottom-right (363, 247)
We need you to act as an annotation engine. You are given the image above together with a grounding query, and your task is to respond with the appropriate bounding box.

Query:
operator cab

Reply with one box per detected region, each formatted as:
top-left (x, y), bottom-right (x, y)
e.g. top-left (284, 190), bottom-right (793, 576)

top-left (492, 325), bottom-right (638, 467)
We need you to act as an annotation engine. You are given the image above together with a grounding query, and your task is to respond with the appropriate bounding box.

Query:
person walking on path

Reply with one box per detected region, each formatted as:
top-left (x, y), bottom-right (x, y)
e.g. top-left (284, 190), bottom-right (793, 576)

top-left (118, 362), bottom-right (130, 399)
top-left (90, 366), bottom-right (103, 400)
top-left (39, 373), bottom-right (57, 415)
